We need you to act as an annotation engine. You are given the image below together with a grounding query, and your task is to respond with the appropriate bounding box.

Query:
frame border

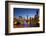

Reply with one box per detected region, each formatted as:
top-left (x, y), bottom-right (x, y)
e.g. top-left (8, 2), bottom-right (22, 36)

top-left (5, 1), bottom-right (45, 35)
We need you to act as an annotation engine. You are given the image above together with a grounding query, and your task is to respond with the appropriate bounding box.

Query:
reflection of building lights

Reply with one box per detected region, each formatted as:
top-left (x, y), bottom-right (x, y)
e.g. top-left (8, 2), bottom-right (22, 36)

top-left (14, 21), bottom-right (17, 24)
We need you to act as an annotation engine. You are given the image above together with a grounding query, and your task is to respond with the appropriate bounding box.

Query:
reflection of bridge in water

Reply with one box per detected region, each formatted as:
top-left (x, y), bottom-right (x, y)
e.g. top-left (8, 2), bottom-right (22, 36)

top-left (23, 20), bottom-right (39, 27)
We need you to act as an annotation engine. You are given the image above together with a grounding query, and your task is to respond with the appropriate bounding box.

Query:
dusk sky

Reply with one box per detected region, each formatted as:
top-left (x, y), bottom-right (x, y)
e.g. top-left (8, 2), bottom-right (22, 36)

top-left (14, 8), bottom-right (39, 19)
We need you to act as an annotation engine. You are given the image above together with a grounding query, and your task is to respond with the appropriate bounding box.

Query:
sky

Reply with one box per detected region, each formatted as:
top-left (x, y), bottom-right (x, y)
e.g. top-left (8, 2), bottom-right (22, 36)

top-left (13, 8), bottom-right (39, 19)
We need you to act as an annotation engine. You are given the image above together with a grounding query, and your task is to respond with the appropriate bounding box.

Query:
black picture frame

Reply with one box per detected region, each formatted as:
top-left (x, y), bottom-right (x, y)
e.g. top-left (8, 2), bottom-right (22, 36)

top-left (5, 1), bottom-right (45, 35)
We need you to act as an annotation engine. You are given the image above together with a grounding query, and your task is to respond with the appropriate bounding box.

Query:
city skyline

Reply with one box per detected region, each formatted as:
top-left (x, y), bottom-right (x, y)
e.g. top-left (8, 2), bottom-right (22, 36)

top-left (14, 8), bottom-right (39, 19)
